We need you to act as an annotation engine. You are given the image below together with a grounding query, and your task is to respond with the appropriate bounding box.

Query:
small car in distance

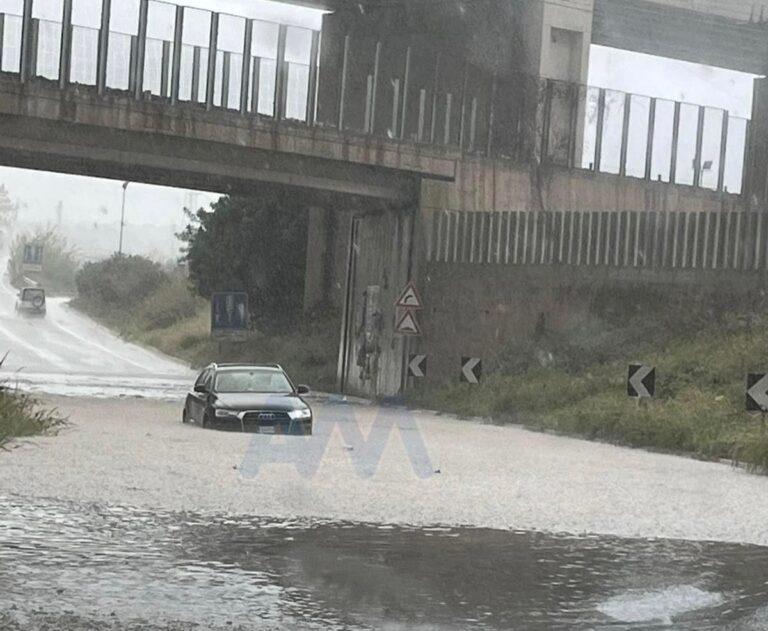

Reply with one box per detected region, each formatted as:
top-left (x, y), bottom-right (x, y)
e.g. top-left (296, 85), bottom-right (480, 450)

top-left (183, 363), bottom-right (313, 435)
top-left (15, 287), bottom-right (47, 317)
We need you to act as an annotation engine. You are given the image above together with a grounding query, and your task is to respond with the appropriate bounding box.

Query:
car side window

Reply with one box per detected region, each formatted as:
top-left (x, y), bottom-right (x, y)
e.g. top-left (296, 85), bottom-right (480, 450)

top-left (194, 369), bottom-right (209, 389)
top-left (204, 370), bottom-right (214, 391)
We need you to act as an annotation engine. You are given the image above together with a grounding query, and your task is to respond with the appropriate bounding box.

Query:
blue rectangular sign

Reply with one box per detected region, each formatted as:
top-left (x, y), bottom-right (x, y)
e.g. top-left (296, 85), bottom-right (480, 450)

top-left (211, 292), bottom-right (249, 334)
top-left (23, 243), bottom-right (44, 267)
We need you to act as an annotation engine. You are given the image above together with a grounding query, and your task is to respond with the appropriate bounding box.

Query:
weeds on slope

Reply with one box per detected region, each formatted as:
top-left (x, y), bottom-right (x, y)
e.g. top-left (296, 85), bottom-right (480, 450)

top-left (0, 354), bottom-right (67, 449)
top-left (417, 314), bottom-right (768, 474)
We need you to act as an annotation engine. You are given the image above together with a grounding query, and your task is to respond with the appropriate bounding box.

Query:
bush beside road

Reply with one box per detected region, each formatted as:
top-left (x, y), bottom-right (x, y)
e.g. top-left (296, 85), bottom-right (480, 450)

top-left (0, 352), bottom-right (66, 447)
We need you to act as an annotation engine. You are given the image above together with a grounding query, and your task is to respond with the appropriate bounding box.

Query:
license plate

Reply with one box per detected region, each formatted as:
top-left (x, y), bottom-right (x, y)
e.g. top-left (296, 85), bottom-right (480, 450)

top-left (260, 426), bottom-right (275, 435)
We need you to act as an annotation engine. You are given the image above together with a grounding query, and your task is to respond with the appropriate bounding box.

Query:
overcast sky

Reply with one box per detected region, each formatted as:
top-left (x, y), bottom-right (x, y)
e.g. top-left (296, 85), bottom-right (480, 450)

top-left (0, 0), bottom-right (758, 256)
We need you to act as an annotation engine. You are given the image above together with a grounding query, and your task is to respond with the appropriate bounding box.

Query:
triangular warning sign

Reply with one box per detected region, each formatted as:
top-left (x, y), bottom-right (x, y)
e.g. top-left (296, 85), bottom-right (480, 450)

top-left (396, 282), bottom-right (423, 309)
top-left (396, 310), bottom-right (422, 336)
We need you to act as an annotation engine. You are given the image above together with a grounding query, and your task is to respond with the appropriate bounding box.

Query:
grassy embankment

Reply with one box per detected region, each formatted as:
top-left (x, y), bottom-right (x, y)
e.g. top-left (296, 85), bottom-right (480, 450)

top-left (417, 308), bottom-right (768, 473)
top-left (73, 275), bottom-right (339, 391)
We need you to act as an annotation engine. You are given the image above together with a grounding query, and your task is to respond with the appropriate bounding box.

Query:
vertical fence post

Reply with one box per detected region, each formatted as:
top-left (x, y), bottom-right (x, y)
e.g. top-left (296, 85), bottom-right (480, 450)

top-left (541, 79), bottom-right (554, 164)
top-left (670, 101), bottom-right (681, 184)
top-left (170, 5), bottom-right (184, 105)
top-left (0, 14), bottom-right (5, 71)
top-left (58, 0), bottom-right (73, 89)
top-left (741, 120), bottom-right (751, 196)
top-left (368, 40), bottom-right (381, 133)
top-left (19, 0), bottom-right (33, 83)
top-left (337, 34), bottom-right (349, 130)
top-left (619, 92), bottom-right (632, 177)
top-left (239, 20), bottom-right (253, 114)
top-left (306, 30), bottom-right (320, 125)
top-left (566, 83), bottom-right (580, 168)
top-left (190, 46), bottom-right (201, 103)
top-left (693, 105), bottom-right (705, 187)
top-left (96, 0), bottom-right (111, 94)
top-left (273, 24), bottom-right (287, 119)
top-left (250, 58), bottom-right (261, 113)
top-left (134, 0), bottom-right (149, 99)
top-left (593, 88), bottom-right (606, 172)
top-left (486, 74), bottom-right (498, 158)
top-left (129, 36), bottom-right (138, 93)
top-left (220, 51), bottom-right (230, 109)
top-left (205, 13), bottom-right (219, 110)
top-left (161, 40), bottom-right (171, 98)
top-left (645, 97), bottom-right (656, 181)
top-left (717, 111), bottom-right (729, 192)
top-left (399, 44), bottom-right (411, 139)
top-left (458, 62), bottom-right (469, 150)
top-left (28, 18), bottom-right (38, 78)
top-left (429, 52), bottom-right (441, 144)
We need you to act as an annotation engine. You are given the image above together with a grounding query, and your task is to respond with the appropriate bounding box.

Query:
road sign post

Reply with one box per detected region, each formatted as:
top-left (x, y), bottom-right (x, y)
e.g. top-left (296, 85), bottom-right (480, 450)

top-left (211, 292), bottom-right (250, 342)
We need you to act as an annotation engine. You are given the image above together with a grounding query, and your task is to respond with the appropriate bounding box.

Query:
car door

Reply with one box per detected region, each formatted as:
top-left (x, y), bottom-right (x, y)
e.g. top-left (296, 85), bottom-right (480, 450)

top-left (187, 369), bottom-right (210, 423)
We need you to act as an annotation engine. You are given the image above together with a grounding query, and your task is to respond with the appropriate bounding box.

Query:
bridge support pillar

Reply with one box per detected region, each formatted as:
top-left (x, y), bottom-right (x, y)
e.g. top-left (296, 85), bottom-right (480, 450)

top-left (744, 77), bottom-right (768, 205)
top-left (519, 0), bottom-right (594, 167)
top-left (303, 207), bottom-right (333, 313)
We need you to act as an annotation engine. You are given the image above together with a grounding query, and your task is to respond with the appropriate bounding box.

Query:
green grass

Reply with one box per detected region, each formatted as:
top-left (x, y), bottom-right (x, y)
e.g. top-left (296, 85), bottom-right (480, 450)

top-left (0, 388), bottom-right (67, 449)
top-left (418, 314), bottom-right (768, 474)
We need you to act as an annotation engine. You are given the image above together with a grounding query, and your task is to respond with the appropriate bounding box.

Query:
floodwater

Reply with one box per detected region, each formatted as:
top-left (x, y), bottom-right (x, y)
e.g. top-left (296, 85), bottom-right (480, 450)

top-left (1, 496), bottom-right (768, 630)
top-left (0, 274), bottom-right (193, 400)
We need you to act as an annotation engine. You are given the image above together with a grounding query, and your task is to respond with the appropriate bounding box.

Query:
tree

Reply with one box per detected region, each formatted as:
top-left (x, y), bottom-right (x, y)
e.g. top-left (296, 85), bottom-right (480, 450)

top-left (8, 229), bottom-right (80, 294)
top-left (0, 185), bottom-right (16, 228)
top-left (178, 192), bottom-right (308, 321)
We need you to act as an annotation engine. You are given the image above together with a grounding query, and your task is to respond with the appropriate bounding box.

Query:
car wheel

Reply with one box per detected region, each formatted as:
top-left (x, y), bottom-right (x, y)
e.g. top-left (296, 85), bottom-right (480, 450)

top-left (202, 412), bottom-right (211, 430)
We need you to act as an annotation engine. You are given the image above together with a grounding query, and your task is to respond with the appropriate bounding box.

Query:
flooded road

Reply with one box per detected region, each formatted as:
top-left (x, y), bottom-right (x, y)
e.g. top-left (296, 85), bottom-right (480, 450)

top-left (0, 274), bottom-right (193, 399)
top-left (2, 496), bottom-right (768, 630)
top-left (3, 274), bottom-right (768, 629)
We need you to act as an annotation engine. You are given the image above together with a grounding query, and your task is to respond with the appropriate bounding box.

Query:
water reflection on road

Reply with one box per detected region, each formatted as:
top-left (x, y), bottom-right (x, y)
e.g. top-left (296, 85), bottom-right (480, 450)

top-left (1, 497), bottom-right (767, 630)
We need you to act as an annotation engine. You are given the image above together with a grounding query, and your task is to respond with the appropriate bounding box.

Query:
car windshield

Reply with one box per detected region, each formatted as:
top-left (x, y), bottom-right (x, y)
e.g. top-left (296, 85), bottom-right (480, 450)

top-left (215, 369), bottom-right (293, 394)
top-left (23, 289), bottom-right (44, 301)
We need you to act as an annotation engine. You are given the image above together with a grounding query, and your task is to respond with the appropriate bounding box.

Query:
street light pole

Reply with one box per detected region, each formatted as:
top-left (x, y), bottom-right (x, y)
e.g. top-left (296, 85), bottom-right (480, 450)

top-left (118, 181), bottom-right (130, 256)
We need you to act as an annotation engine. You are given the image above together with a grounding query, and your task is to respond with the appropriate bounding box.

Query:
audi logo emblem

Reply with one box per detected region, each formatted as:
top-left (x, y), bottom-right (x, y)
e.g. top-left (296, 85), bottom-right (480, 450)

top-left (258, 413), bottom-right (276, 421)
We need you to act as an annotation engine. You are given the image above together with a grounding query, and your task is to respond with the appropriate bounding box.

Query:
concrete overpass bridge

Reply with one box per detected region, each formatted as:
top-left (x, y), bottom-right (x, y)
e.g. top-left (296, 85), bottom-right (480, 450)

top-left (298, 0), bottom-right (768, 75)
top-left (0, 0), bottom-right (763, 398)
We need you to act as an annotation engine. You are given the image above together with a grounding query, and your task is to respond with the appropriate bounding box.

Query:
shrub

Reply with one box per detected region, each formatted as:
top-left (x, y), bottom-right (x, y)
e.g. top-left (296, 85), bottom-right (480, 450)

top-left (137, 277), bottom-right (202, 330)
top-left (76, 255), bottom-right (168, 313)
top-left (0, 353), bottom-right (67, 447)
top-left (7, 229), bottom-right (80, 294)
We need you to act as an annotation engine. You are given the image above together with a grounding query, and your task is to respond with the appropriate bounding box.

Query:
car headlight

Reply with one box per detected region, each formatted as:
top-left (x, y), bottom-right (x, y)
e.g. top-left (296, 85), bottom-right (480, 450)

top-left (288, 408), bottom-right (312, 420)
top-left (215, 409), bottom-right (237, 418)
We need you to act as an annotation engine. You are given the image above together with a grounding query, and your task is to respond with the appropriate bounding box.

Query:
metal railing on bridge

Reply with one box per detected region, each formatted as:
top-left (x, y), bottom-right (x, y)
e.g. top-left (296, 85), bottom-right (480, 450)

top-left (0, 0), bottom-right (751, 195)
top-left (426, 207), bottom-right (767, 273)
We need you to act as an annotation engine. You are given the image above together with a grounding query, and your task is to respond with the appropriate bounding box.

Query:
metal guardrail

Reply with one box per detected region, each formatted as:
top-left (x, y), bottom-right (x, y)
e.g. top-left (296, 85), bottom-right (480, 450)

top-left (0, 0), bottom-right (751, 195)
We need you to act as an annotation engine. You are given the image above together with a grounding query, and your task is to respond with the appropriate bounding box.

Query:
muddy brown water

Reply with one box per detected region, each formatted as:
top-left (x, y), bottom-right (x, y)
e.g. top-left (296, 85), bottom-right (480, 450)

top-left (2, 497), bottom-right (768, 630)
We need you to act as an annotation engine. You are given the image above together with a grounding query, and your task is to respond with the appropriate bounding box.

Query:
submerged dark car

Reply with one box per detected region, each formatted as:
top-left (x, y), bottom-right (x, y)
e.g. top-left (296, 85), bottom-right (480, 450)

top-left (183, 363), bottom-right (313, 434)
